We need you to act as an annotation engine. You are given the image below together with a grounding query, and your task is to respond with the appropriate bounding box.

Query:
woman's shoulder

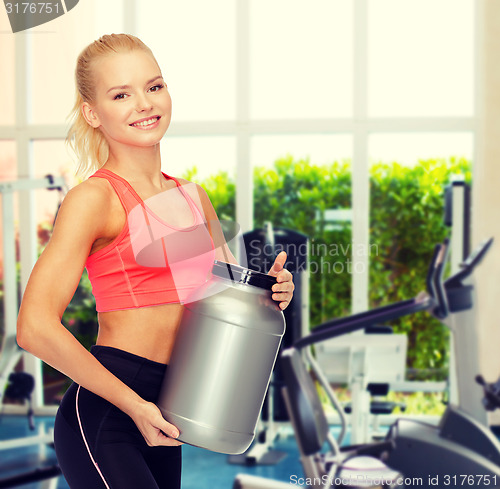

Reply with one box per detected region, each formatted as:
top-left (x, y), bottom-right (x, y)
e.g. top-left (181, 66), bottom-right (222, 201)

top-left (174, 176), bottom-right (193, 186)
top-left (174, 176), bottom-right (207, 195)
top-left (48, 175), bottom-right (117, 243)
top-left (62, 175), bottom-right (114, 213)
top-left (174, 176), bottom-right (212, 205)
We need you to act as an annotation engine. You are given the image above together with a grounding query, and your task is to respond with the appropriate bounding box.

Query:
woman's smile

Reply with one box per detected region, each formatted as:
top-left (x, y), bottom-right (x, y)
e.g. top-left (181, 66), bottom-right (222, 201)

top-left (129, 115), bottom-right (161, 129)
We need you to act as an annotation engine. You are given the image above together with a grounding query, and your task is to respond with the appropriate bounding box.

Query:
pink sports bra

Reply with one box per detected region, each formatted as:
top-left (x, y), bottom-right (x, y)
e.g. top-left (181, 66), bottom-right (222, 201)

top-left (85, 169), bottom-right (216, 312)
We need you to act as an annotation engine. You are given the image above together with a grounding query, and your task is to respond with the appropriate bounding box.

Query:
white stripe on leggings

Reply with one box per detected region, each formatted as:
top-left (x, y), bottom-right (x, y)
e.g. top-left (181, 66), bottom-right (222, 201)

top-left (75, 385), bottom-right (111, 489)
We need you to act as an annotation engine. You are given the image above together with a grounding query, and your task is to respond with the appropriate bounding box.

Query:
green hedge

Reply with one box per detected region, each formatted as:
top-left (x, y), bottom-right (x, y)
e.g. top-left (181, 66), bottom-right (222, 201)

top-left (196, 156), bottom-right (471, 379)
top-left (58, 156), bottom-right (471, 380)
top-left (369, 158), bottom-right (471, 377)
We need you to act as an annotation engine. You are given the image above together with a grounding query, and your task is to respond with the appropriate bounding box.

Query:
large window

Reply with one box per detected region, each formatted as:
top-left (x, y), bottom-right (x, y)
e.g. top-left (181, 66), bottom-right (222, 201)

top-left (368, 0), bottom-right (474, 118)
top-left (1, 0), bottom-right (477, 409)
top-left (249, 0), bottom-right (353, 120)
top-left (0, 23), bottom-right (15, 126)
top-left (137, 0), bottom-right (237, 122)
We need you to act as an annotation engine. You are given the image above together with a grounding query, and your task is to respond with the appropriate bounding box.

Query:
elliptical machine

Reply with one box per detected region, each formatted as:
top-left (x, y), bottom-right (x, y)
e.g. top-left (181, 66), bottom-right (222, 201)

top-left (234, 237), bottom-right (499, 488)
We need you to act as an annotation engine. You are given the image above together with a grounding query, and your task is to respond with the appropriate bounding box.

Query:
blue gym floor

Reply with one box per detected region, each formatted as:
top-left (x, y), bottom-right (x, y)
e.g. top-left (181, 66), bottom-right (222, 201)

top-left (0, 415), bottom-right (320, 488)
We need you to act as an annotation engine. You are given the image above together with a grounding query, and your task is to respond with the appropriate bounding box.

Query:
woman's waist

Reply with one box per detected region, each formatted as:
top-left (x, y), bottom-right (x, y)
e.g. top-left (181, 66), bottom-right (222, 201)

top-left (96, 303), bottom-right (184, 364)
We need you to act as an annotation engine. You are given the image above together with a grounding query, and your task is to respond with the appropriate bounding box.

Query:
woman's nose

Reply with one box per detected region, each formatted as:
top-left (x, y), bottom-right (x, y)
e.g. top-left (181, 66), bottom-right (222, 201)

top-left (136, 93), bottom-right (153, 112)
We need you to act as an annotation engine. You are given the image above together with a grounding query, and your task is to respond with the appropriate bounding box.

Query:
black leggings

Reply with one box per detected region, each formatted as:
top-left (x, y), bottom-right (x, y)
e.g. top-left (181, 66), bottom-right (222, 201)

top-left (54, 345), bottom-right (182, 489)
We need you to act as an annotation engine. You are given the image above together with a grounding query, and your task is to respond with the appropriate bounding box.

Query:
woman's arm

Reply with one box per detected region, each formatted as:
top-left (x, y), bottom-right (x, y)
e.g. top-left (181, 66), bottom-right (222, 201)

top-left (17, 180), bottom-right (181, 446)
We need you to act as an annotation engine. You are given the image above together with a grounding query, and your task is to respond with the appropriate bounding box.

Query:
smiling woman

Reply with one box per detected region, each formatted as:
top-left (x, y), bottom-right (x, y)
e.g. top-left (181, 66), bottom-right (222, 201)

top-left (16, 33), bottom-right (294, 489)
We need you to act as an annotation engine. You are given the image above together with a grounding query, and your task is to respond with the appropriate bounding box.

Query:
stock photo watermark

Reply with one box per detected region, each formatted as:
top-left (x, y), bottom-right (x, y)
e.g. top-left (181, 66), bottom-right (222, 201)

top-left (3, 0), bottom-right (79, 33)
top-left (247, 238), bottom-right (379, 275)
top-left (289, 473), bottom-right (424, 487)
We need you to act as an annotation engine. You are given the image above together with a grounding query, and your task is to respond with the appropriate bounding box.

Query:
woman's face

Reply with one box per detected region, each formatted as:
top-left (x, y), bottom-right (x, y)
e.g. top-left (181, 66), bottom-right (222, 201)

top-left (84, 49), bottom-right (172, 150)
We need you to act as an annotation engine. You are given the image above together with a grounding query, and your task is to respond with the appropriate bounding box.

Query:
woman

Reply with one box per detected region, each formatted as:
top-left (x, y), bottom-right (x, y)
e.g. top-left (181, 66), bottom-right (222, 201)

top-left (16, 33), bottom-right (294, 489)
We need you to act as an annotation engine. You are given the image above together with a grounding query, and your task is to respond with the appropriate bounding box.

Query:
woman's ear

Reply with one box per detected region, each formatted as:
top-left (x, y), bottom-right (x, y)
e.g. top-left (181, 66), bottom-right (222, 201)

top-left (81, 102), bottom-right (101, 129)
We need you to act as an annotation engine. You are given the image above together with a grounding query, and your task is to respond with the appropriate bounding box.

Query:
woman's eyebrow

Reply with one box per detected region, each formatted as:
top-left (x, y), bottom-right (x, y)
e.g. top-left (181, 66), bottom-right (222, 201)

top-left (106, 76), bottom-right (163, 94)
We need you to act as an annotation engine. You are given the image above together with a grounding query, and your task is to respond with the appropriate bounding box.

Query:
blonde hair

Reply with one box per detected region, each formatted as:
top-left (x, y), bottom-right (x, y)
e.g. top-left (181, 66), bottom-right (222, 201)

top-left (66, 33), bottom-right (158, 178)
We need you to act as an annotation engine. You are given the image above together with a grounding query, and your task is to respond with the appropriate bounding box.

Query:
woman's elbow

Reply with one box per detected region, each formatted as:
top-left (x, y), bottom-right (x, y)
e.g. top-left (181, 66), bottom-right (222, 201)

top-left (16, 308), bottom-right (47, 352)
top-left (17, 312), bottom-right (34, 351)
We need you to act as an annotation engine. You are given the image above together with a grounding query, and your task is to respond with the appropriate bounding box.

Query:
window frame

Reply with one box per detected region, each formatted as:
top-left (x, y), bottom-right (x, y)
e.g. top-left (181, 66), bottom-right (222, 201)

top-left (0, 0), bottom-right (479, 413)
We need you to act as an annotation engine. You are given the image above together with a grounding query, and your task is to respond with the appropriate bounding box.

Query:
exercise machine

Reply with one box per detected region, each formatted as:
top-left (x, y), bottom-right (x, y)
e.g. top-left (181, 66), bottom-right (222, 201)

top-left (234, 237), bottom-right (498, 488)
top-left (315, 326), bottom-right (408, 445)
top-left (315, 180), bottom-right (474, 445)
top-left (0, 176), bottom-right (65, 487)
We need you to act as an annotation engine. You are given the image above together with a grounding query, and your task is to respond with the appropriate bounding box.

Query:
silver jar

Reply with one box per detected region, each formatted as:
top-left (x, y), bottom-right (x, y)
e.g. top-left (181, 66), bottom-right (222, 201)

top-left (158, 261), bottom-right (286, 454)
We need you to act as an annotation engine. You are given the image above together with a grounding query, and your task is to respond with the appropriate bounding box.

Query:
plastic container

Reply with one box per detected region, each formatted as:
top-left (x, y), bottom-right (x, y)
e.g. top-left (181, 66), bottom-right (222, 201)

top-left (158, 260), bottom-right (286, 454)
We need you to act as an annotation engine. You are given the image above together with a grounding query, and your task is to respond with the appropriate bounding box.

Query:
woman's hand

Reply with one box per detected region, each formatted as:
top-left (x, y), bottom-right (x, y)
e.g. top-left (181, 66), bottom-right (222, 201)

top-left (129, 400), bottom-right (183, 447)
top-left (267, 251), bottom-right (295, 311)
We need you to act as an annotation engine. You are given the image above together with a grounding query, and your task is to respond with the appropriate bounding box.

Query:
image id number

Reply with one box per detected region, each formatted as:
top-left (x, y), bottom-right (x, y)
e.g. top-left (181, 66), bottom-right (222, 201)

top-left (5, 2), bottom-right (60, 14)
top-left (443, 475), bottom-right (498, 486)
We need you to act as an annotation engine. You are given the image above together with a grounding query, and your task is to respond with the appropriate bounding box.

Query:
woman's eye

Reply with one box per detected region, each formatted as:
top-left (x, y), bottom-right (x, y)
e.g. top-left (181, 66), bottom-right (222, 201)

top-left (113, 93), bottom-right (127, 100)
top-left (149, 84), bottom-right (164, 92)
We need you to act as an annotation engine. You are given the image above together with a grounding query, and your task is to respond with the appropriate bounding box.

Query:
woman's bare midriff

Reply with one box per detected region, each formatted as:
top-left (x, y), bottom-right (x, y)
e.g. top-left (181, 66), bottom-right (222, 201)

top-left (95, 303), bottom-right (185, 365)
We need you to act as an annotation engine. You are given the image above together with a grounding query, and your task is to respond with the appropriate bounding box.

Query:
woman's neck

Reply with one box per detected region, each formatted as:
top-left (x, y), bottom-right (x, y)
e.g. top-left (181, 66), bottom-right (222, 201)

top-left (103, 143), bottom-right (164, 184)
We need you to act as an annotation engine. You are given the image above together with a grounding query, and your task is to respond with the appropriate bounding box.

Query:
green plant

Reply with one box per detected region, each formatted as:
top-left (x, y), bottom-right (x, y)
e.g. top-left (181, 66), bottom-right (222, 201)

top-left (252, 157), bottom-right (353, 322)
top-left (369, 157), bottom-right (471, 376)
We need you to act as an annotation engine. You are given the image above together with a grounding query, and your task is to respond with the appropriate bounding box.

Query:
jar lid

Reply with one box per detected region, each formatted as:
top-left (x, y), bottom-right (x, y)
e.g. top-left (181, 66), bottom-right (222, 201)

top-left (212, 261), bottom-right (277, 291)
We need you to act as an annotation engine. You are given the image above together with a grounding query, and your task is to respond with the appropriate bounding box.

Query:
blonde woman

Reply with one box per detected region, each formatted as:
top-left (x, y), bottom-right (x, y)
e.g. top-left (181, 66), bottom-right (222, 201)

top-left (17, 33), bottom-right (294, 489)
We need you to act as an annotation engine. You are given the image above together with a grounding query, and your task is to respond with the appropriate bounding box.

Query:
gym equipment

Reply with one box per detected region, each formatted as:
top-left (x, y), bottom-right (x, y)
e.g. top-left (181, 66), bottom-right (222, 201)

top-left (477, 376), bottom-right (500, 413)
top-left (313, 206), bottom-right (409, 445)
top-left (0, 175), bottom-right (66, 406)
top-left (0, 176), bottom-right (65, 488)
top-left (0, 466), bottom-right (61, 489)
top-left (316, 180), bottom-right (474, 444)
top-left (158, 261), bottom-right (286, 454)
top-left (444, 180), bottom-right (487, 423)
top-left (315, 325), bottom-right (408, 445)
top-left (444, 180), bottom-right (471, 268)
top-left (340, 325), bottom-right (407, 442)
top-left (3, 372), bottom-right (35, 429)
top-left (234, 237), bottom-right (498, 488)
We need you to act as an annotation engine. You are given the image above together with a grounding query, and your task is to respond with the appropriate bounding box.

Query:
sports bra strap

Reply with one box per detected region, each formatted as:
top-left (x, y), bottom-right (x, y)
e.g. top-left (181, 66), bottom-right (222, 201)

top-left (90, 169), bottom-right (140, 214)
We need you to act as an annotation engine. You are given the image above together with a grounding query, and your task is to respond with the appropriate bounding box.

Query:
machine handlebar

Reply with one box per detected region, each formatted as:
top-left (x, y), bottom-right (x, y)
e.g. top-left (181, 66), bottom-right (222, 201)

top-left (294, 237), bottom-right (494, 351)
top-left (476, 375), bottom-right (500, 412)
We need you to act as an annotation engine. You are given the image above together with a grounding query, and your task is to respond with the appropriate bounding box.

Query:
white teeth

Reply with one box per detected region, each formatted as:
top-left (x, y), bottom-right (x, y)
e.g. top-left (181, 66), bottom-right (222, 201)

top-left (131, 117), bottom-right (159, 127)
